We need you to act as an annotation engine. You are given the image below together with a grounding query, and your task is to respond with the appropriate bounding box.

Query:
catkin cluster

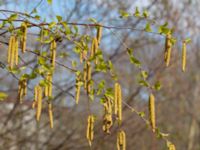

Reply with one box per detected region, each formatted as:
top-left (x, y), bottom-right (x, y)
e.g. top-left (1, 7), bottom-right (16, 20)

top-left (86, 115), bottom-right (95, 146)
top-left (45, 73), bottom-right (53, 97)
top-left (34, 85), bottom-right (43, 121)
top-left (149, 93), bottom-right (156, 132)
top-left (8, 35), bottom-right (19, 69)
top-left (164, 32), bottom-right (172, 67)
top-left (182, 41), bottom-right (186, 72)
top-left (114, 83), bottom-right (122, 125)
top-left (18, 79), bottom-right (27, 103)
top-left (20, 23), bottom-right (27, 53)
top-left (50, 40), bottom-right (57, 69)
top-left (83, 61), bottom-right (91, 94)
top-left (102, 97), bottom-right (113, 134)
top-left (48, 103), bottom-right (54, 128)
top-left (117, 130), bottom-right (126, 150)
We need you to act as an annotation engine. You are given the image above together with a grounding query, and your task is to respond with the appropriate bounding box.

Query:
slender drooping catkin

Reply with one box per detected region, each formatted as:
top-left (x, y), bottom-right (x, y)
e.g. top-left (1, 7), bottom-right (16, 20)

top-left (21, 23), bottom-right (27, 53)
top-left (8, 35), bottom-right (19, 69)
top-left (86, 62), bottom-right (91, 94)
top-left (83, 62), bottom-right (87, 90)
top-left (114, 83), bottom-right (122, 125)
top-left (149, 93), bottom-right (156, 132)
top-left (36, 85), bottom-right (43, 121)
top-left (96, 25), bottom-right (102, 45)
top-left (32, 86), bottom-right (38, 109)
top-left (86, 115), bottom-right (94, 146)
top-left (45, 73), bottom-right (53, 97)
top-left (164, 33), bottom-right (172, 67)
top-left (50, 40), bottom-right (57, 69)
top-left (18, 79), bottom-right (27, 103)
top-left (48, 103), bottom-right (54, 128)
top-left (75, 77), bottom-right (81, 104)
top-left (117, 130), bottom-right (126, 150)
top-left (102, 97), bottom-right (113, 134)
top-left (182, 41), bottom-right (186, 72)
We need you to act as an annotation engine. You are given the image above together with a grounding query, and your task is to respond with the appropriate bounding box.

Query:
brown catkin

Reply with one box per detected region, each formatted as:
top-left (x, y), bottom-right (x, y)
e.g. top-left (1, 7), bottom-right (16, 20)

top-left (48, 103), bottom-right (54, 128)
top-left (86, 115), bottom-right (94, 146)
top-left (117, 130), bottom-right (126, 150)
top-left (149, 93), bottom-right (156, 132)
top-left (21, 23), bottom-right (27, 53)
top-left (33, 86), bottom-right (38, 109)
top-left (182, 41), bottom-right (186, 72)
top-left (18, 79), bottom-right (27, 103)
top-left (164, 33), bottom-right (172, 67)
top-left (96, 25), bottom-right (102, 45)
top-left (36, 85), bottom-right (43, 121)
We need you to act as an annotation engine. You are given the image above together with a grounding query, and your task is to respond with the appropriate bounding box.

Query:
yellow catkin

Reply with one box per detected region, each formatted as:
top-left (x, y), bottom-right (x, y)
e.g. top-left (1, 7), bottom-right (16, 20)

top-left (48, 103), bottom-right (54, 128)
top-left (114, 83), bottom-right (119, 115)
top-left (36, 85), bottom-right (43, 121)
top-left (86, 62), bottom-right (91, 94)
top-left (182, 41), bottom-right (186, 72)
top-left (51, 40), bottom-right (57, 69)
top-left (15, 38), bottom-right (18, 65)
top-left (21, 23), bottom-right (27, 53)
top-left (86, 115), bottom-right (94, 146)
top-left (164, 33), bottom-right (172, 67)
top-left (149, 93), bottom-right (156, 132)
top-left (10, 36), bottom-right (16, 69)
top-left (96, 25), bottom-right (102, 45)
top-left (167, 142), bottom-right (176, 150)
top-left (80, 51), bottom-right (83, 63)
top-left (117, 84), bottom-right (122, 125)
top-left (117, 130), bottom-right (126, 150)
top-left (75, 81), bottom-right (81, 104)
top-left (45, 73), bottom-right (52, 97)
top-left (33, 86), bottom-right (38, 109)
top-left (102, 97), bottom-right (113, 133)
top-left (8, 36), bottom-right (14, 64)
top-left (83, 62), bottom-right (87, 90)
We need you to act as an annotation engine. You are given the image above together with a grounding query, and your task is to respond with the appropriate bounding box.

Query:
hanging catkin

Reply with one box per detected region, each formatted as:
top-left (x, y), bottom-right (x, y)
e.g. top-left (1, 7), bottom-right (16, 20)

top-left (114, 83), bottom-right (122, 125)
top-left (50, 40), bottom-right (57, 69)
top-left (102, 97), bottom-right (113, 134)
top-left (32, 86), bottom-right (38, 109)
top-left (86, 115), bottom-right (95, 146)
top-left (83, 62), bottom-right (87, 90)
top-left (18, 79), bottom-right (27, 103)
top-left (164, 33), bottom-right (172, 67)
top-left (8, 35), bottom-right (19, 69)
top-left (182, 41), bottom-right (186, 72)
top-left (36, 85), bottom-right (43, 121)
top-left (96, 25), bottom-right (102, 45)
top-left (75, 76), bottom-right (81, 104)
top-left (21, 23), bottom-right (27, 53)
top-left (149, 93), bottom-right (156, 132)
top-left (168, 143), bottom-right (176, 150)
top-left (48, 103), bottom-right (54, 128)
top-left (45, 73), bottom-right (53, 97)
top-left (117, 130), bottom-right (126, 150)
top-left (86, 61), bottom-right (91, 94)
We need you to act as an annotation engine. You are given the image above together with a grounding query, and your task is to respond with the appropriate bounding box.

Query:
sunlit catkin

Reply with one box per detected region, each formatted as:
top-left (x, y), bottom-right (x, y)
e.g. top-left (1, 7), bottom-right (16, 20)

top-left (50, 40), bottom-right (57, 69)
top-left (86, 115), bottom-right (94, 146)
top-left (96, 25), bottom-right (102, 45)
top-left (114, 83), bottom-right (119, 115)
top-left (21, 23), bottom-right (27, 53)
top-left (48, 103), bottom-right (54, 128)
top-left (83, 62), bottom-right (87, 90)
top-left (182, 41), bottom-right (186, 72)
top-left (114, 83), bottom-right (122, 125)
top-left (15, 39), bottom-right (18, 65)
top-left (75, 79), bottom-right (81, 104)
top-left (86, 62), bottom-right (91, 94)
top-left (36, 85), bottom-right (43, 121)
top-left (117, 130), bottom-right (126, 150)
top-left (45, 73), bottom-right (53, 97)
top-left (164, 33), bottom-right (172, 67)
top-left (168, 143), bottom-right (176, 150)
top-left (8, 36), bottom-right (13, 64)
top-left (102, 97), bottom-right (113, 134)
top-left (149, 93), bottom-right (156, 132)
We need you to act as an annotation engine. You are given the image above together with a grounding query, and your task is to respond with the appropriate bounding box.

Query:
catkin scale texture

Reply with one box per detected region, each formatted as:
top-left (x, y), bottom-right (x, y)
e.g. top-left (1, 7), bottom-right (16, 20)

top-left (149, 93), bottom-right (156, 132)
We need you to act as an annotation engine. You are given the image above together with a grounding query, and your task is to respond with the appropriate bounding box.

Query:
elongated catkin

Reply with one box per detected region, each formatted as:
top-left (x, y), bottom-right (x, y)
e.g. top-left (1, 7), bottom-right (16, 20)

top-left (149, 93), bottom-right (156, 132)
top-left (114, 83), bottom-right (122, 125)
top-left (182, 41), bottom-right (186, 72)
top-left (96, 25), bottom-right (102, 45)
top-left (117, 130), bottom-right (126, 150)
top-left (36, 85), bottom-right (43, 121)
top-left (75, 79), bottom-right (81, 104)
top-left (86, 62), bottom-right (91, 94)
top-left (48, 103), bottom-right (54, 128)
top-left (164, 33), bottom-right (172, 67)
top-left (51, 40), bottom-right (57, 69)
top-left (86, 115), bottom-right (94, 146)
top-left (18, 79), bottom-right (27, 103)
top-left (21, 23), bottom-right (27, 53)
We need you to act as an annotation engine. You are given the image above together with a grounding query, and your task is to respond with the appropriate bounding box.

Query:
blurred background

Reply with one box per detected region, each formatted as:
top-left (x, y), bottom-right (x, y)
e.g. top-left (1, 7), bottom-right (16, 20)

top-left (0, 0), bottom-right (199, 149)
